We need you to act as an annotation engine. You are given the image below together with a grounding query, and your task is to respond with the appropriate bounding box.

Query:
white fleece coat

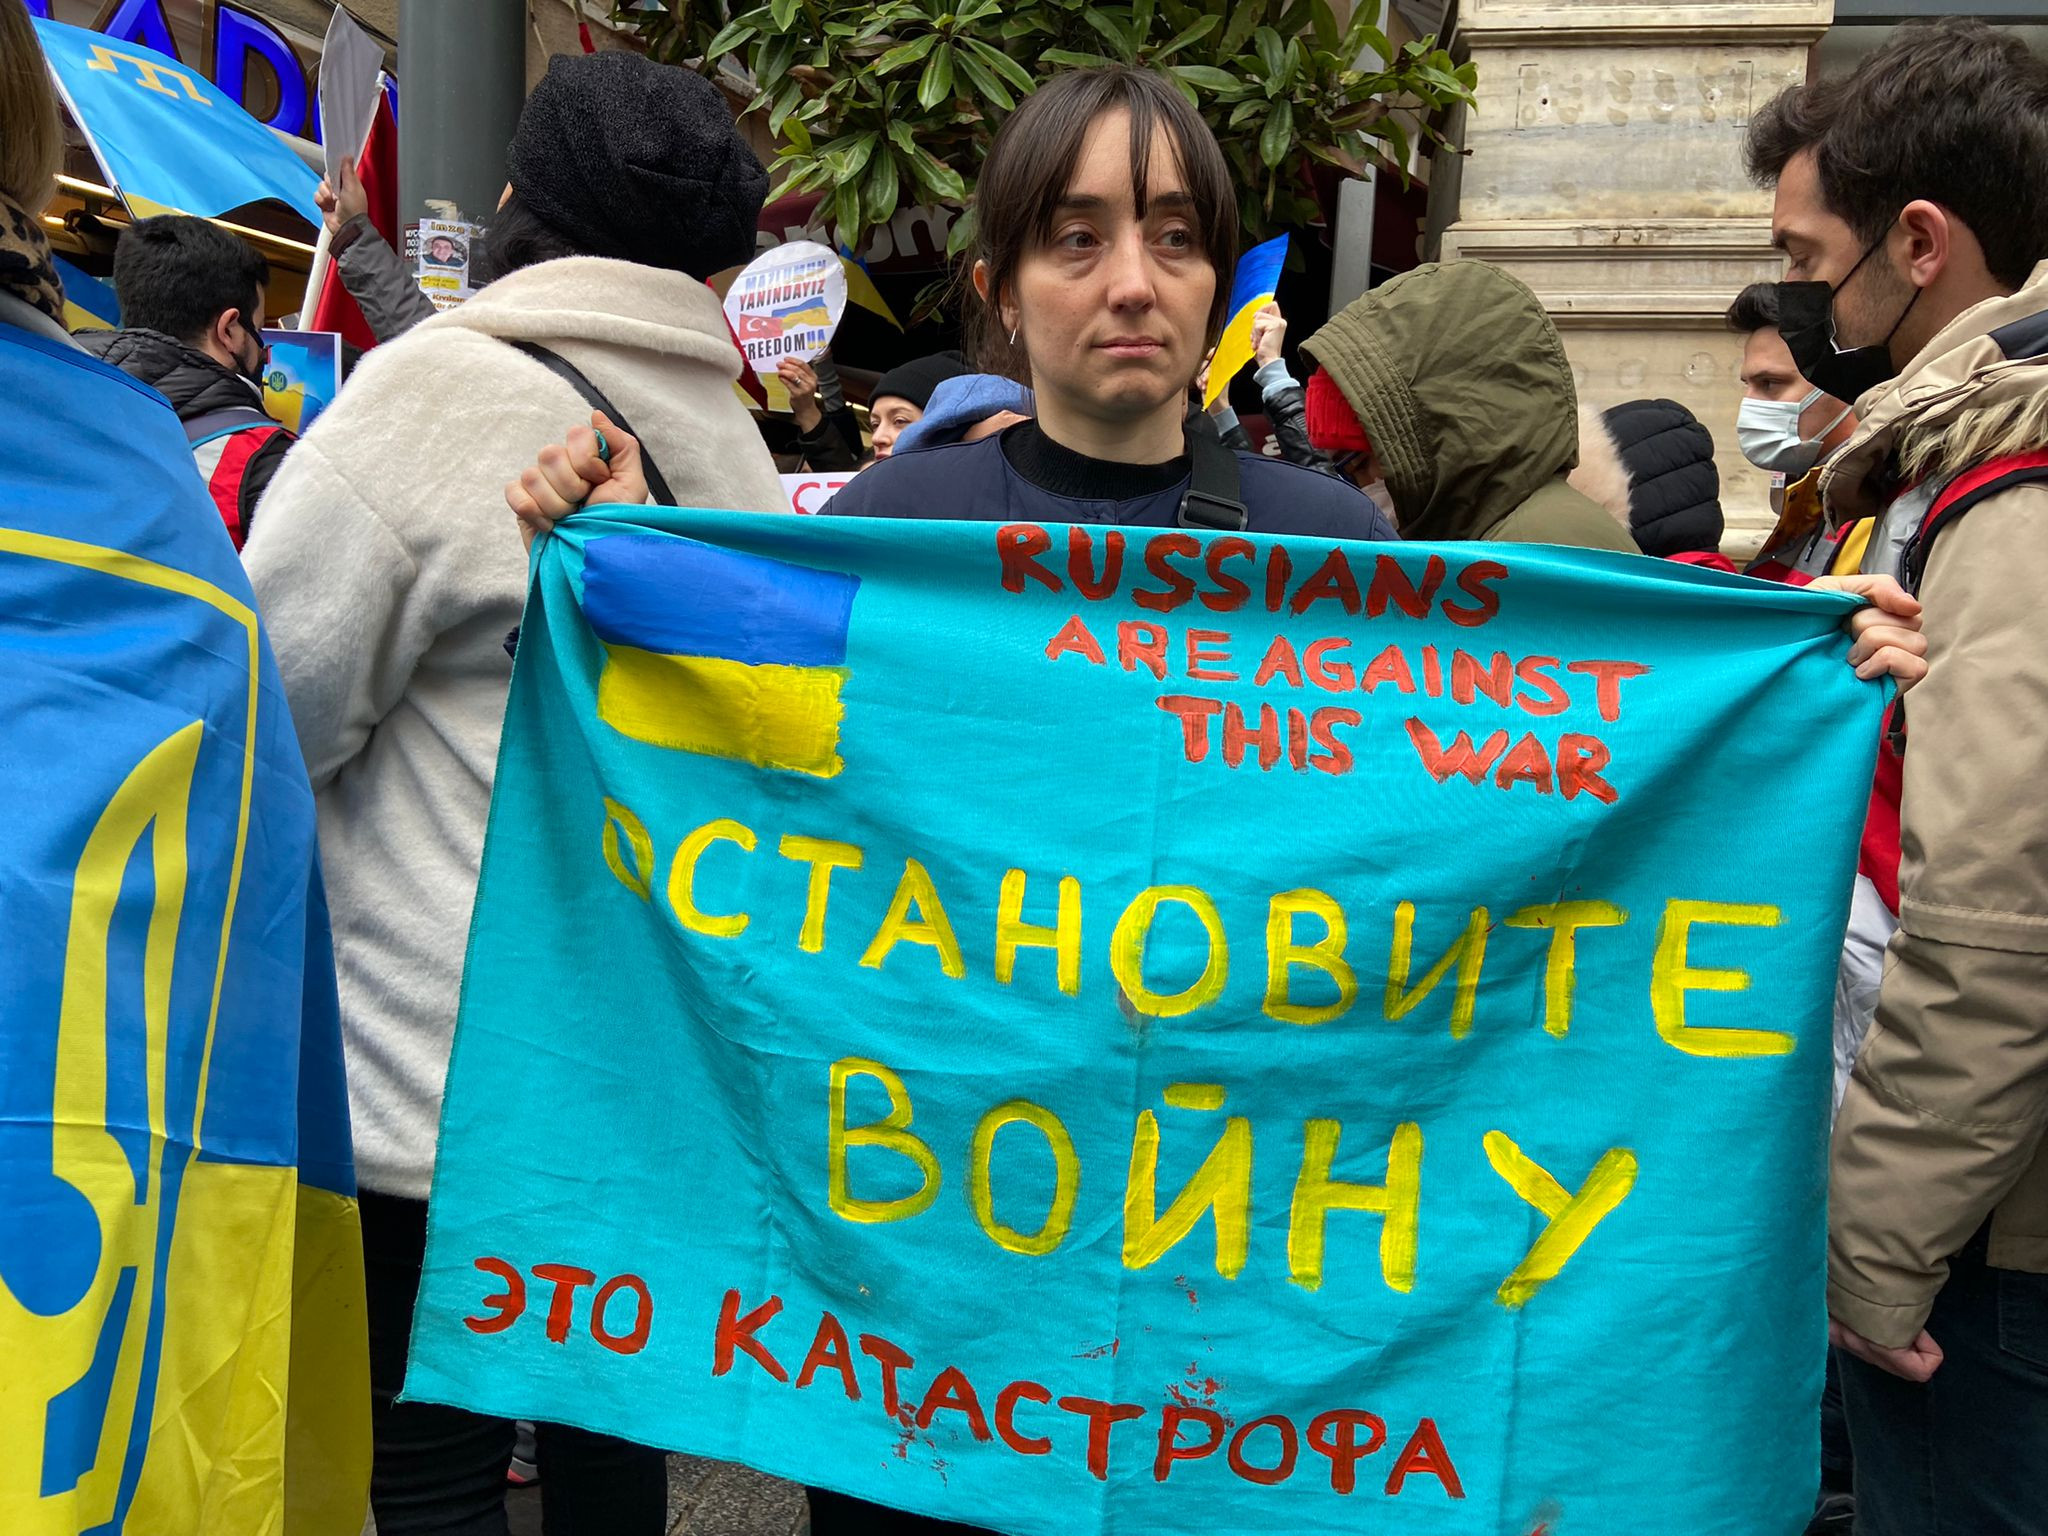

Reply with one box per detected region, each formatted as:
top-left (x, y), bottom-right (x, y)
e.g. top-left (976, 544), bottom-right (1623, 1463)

top-left (244, 257), bottom-right (786, 1199)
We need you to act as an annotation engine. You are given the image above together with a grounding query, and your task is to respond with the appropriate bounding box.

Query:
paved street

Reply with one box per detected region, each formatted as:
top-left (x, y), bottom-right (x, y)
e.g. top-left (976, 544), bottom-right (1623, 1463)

top-left (502, 1455), bottom-right (809, 1536)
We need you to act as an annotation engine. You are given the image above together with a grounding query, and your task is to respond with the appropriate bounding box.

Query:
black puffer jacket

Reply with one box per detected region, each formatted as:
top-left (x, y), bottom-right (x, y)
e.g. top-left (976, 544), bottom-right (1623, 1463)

top-left (1204, 378), bottom-right (1338, 474)
top-left (1597, 398), bottom-right (1722, 557)
top-left (78, 327), bottom-right (293, 547)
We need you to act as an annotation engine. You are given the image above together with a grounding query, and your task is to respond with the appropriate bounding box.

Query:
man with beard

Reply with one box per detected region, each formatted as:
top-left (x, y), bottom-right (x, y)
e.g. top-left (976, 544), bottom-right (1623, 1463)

top-left (79, 214), bottom-right (291, 550)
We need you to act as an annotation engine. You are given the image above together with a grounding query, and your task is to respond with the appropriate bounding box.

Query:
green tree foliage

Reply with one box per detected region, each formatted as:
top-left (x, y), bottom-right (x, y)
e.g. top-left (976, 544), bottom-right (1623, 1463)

top-left (617, 0), bottom-right (1476, 263)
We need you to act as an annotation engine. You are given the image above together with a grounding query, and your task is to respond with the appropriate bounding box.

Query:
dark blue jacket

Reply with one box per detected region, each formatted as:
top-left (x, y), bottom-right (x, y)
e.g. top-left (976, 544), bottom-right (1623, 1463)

top-left (829, 426), bottom-right (1397, 542)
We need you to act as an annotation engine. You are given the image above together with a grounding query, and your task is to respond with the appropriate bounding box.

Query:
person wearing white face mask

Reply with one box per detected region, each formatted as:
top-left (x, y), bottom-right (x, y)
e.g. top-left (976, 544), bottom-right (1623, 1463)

top-left (1727, 282), bottom-right (1870, 582)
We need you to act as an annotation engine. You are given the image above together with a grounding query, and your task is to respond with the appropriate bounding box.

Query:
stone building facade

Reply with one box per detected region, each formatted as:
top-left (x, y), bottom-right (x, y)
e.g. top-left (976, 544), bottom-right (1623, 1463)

top-left (1439, 1), bottom-right (1836, 548)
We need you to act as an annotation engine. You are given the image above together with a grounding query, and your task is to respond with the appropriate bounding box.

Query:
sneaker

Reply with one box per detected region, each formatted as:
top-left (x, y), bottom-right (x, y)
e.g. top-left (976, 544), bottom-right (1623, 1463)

top-left (507, 1421), bottom-right (540, 1489)
top-left (1804, 1492), bottom-right (1854, 1536)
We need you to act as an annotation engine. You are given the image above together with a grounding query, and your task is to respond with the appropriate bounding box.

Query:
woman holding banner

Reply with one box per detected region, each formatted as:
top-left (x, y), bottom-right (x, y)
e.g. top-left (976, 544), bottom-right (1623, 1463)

top-left (513, 69), bottom-right (1393, 550)
top-left (513, 67), bottom-right (1924, 691)
top-left (507, 66), bottom-right (1925, 1534)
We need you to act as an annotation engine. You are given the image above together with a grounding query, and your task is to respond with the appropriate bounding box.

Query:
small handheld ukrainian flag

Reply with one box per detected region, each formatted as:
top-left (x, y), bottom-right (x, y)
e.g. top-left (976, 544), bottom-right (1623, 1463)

top-left (580, 534), bottom-right (860, 778)
top-left (1202, 233), bottom-right (1290, 409)
top-left (34, 17), bottom-right (321, 224)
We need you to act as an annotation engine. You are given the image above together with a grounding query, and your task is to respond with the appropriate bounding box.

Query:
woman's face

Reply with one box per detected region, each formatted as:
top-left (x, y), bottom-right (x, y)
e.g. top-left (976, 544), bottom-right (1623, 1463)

top-left (869, 397), bottom-right (923, 460)
top-left (996, 109), bottom-right (1216, 435)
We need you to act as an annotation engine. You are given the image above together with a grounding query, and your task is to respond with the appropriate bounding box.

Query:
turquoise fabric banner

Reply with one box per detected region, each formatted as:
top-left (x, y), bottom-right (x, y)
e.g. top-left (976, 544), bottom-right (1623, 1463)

top-left (414, 508), bottom-right (1883, 1535)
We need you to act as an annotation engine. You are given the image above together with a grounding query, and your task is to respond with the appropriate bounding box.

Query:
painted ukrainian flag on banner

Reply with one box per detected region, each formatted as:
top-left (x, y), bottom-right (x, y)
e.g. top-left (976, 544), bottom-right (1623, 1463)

top-left (33, 17), bottom-right (322, 224)
top-left (1202, 233), bottom-right (1289, 408)
top-left (581, 533), bottom-right (860, 779)
top-left (0, 323), bottom-right (368, 1535)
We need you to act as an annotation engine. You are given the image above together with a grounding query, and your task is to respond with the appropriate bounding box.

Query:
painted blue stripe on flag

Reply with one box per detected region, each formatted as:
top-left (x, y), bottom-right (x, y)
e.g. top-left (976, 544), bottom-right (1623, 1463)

top-left (580, 534), bottom-right (858, 668)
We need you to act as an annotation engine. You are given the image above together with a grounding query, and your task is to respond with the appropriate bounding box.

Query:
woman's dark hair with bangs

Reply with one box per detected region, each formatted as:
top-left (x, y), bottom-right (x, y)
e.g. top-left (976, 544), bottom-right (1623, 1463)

top-left (967, 67), bottom-right (1238, 381)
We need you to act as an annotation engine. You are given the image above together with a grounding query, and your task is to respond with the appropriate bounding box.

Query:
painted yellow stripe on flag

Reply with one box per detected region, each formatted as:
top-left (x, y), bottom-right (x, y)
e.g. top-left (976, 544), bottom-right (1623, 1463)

top-left (597, 645), bottom-right (847, 778)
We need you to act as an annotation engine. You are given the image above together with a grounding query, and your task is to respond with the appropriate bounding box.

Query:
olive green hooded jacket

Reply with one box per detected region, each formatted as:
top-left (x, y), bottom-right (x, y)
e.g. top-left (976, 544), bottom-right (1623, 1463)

top-left (1301, 261), bottom-right (1638, 552)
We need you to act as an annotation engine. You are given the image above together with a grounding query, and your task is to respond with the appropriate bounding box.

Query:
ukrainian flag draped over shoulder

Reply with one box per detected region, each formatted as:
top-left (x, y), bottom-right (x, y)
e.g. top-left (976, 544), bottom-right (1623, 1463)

top-left (0, 321), bottom-right (368, 1535)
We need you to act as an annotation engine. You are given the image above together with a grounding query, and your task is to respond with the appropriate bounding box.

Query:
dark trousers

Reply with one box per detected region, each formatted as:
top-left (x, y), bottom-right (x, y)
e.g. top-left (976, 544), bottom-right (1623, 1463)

top-left (807, 1488), bottom-right (993, 1534)
top-left (1840, 1230), bottom-right (2048, 1535)
top-left (363, 1190), bottom-right (667, 1536)
top-left (1819, 1350), bottom-right (1853, 1494)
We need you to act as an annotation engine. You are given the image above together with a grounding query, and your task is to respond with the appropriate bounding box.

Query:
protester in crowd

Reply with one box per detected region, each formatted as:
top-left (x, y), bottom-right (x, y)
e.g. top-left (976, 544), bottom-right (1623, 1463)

top-left (1726, 282), bottom-right (1868, 582)
top-left (314, 155), bottom-right (436, 344)
top-left (1204, 300), bottom-right (1336, 472)
top-left (73, 215), bottom-right (290, 549)
top-left (518, 70), bottom-right (1391, 552)
top-left (0, 4), bottom-right (369, 1524)
top-left (511, 62), bottom-right (1927, 1536)
top-left (1582, 397), bottom-right (1724, 559)
top-left (246, 50), bottom-right (787, 1536)
top-left (1298, 262), bottom-right (1638, 549)
top-left (0, 8), bottom-right (65, 345)
top-left (1724, 288), bottom-right (1875, 1536)
top-left (1747, 20), bottom-right (2048, 1533)
top-left (888, 371), bottom-right (1035, 456)
top-left (861, 349), bottom-right (971, 462)
top-left (779, 350), bottom-right (864, 470)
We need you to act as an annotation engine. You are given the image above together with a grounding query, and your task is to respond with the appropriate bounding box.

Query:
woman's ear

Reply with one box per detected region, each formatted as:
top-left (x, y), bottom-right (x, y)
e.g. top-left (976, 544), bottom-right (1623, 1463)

top-left (974, 260), bottom-right (1018, 338)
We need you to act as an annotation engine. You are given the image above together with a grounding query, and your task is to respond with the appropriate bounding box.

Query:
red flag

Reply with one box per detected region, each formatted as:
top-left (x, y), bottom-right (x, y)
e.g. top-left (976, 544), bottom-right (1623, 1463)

top-left (714, 281), bottom-right (769, 409)
top-left (312, 90), bottom-right (400, 352)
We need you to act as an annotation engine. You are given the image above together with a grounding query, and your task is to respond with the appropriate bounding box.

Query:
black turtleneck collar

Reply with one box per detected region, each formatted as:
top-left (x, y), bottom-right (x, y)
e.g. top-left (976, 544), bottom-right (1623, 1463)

top-left (999, 418), bottom-right (1190, 500)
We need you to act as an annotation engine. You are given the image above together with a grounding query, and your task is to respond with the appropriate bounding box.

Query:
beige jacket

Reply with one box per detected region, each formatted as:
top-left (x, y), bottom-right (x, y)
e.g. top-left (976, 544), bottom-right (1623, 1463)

top-left (1819, 263), bottom-right (2048, 1345)
top-left (245, 256), bottom-right (787, 1198)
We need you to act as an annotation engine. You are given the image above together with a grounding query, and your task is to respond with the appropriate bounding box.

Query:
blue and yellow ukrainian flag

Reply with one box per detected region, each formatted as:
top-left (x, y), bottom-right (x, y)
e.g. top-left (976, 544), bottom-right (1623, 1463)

top-left (772, 297), bottom-right (835, 331)
top-left (1202, 233), bottom-right (1290, 408)
top-left (0, 319), bottom-right (368, 1534)
top-left (51, 255), bottom-right (119, 332)
top-left (580, 534), bottom-right (860, 778)
top-left (839, 248), bottom-right (903, 330)
top-left (33, 17), bottom-right (322, 225)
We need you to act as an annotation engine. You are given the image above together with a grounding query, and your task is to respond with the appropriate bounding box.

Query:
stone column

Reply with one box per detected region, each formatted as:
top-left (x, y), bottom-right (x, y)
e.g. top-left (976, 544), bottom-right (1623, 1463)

top-left (1440, 1), bottom-right (1834, 551)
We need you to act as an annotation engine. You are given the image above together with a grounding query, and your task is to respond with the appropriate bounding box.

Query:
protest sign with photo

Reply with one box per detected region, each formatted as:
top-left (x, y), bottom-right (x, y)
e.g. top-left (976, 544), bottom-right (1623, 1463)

top-left (415, 219), bottom-right (479, 311)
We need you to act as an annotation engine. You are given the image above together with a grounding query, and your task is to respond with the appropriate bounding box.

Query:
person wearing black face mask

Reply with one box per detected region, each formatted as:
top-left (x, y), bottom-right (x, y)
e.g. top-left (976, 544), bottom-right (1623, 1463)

top-left (1771, 239), bottom-right (1925, 409)
top-left (1748, 19), bottom-right (2048, 1536)
top-left (76, 214), bottom-right (295, 550)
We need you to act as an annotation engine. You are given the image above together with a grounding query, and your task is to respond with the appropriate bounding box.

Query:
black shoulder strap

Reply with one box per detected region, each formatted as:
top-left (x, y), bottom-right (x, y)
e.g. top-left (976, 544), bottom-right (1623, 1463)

top-left (1179, 424), bottom-right (1247, 531)
top-left (508, 340), bottom-right (676, 507)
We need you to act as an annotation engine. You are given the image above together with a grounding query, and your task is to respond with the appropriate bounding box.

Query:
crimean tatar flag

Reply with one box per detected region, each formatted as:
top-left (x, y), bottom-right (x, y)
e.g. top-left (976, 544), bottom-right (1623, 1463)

top-left (580, 534), bottom-right (860, 779)
top-left (1203, 233), bottom-right (1289, 408)
top-left (33, 17), bottom-right (322, 225)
